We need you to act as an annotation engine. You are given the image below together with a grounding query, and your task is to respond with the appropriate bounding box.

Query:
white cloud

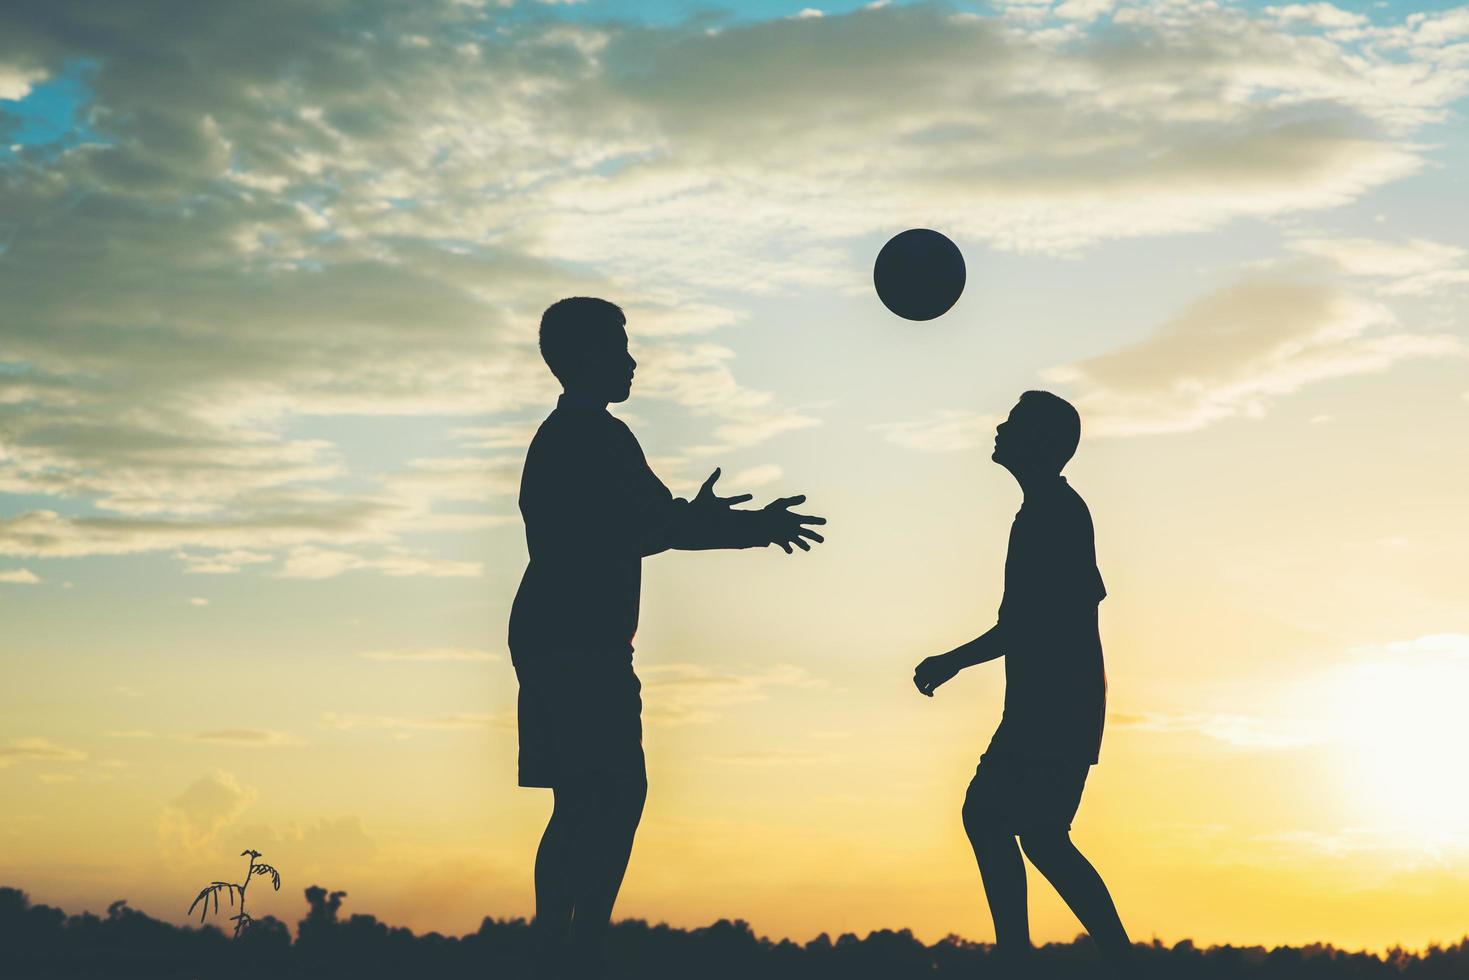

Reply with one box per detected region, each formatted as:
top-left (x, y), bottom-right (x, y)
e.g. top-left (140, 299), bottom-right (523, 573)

top-left (357, 647), bottom-right (500, 662)
top-left (188, 597), bottom-right (210, 606)
top-left (872, 410), bottom-right (1001, 452)
top-left (158, 770), bottom-right (256, 862)
top-left (2, 0), bottom-right (1466, 575)
top-left (176, 549), bottom-right (274, 575)
top-left (726, 464), bottom-right (784, 489)
top-left (1110, 710), bottom-right (1327, 749)
top-left (1044, 280), bottom-right (1461, 436)
top-left (275, 545), bottom-right (482, 580)
top-left (189, 729), bottom-right (304, 747)
top-left (0, 63), bottom-right (46, 100)
top-left (1265, 4), bottom-right (1367, 30)
top-left (0, 737), bottom-right (88, 767)
top-left (1054, 0), bottom-right (1116, 23)
top-left (1289, 236), bottom-right (1469, 295)
top-left (640, 663), bottom-right (823, 726)
top-left (1377, 633), bottom-right (1469, 658)
top-left (0, 568), bottom-right (40, 584)
top-left (319, 711), bottom-right (510, 732)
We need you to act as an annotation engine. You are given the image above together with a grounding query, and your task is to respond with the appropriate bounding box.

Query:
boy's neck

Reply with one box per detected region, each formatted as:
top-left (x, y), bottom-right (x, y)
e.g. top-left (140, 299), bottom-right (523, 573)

top-left (558, 389), bottom-right (610, 411)
top-left (1014, 467), bottom-right (1064, 499)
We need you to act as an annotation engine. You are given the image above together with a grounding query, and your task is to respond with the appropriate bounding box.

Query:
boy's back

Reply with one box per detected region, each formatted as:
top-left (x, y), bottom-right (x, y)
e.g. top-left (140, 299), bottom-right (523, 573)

top-left (989, 476), bottom-right (1107, 763)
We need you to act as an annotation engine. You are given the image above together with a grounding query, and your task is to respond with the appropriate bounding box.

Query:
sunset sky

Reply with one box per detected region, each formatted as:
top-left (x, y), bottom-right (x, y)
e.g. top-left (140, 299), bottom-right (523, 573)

top-left (3, 0), bottom-right (1469, 954)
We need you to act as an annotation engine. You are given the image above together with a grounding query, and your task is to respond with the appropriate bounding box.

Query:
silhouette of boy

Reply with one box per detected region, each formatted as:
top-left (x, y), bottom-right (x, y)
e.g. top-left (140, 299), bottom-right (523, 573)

top-left (912, 390), bottom-right (1132, 977)
top-left (509, 297), bottom-right (826, 979)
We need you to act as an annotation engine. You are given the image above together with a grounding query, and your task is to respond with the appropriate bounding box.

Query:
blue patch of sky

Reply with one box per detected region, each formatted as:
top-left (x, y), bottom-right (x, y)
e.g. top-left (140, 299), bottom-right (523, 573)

top-left (0, 490), bottom-right (125, 521)
top-left (514, 0), bottom-right (1460, 31)
top-left (277, 411), bottom-right (531, 490)
top-left (532, 0), bottom-right (937, 28)
top-left (0, 58), bottom-right (100, 163)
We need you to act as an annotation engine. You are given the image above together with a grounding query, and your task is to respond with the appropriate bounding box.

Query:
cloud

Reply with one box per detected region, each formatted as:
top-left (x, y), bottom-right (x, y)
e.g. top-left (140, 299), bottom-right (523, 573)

top-left (2, 0), bottom-right (1465, 573)
top-left (0, 63), bottom-right (46, 100)
top-left (640, 663), bottom-right (823, 727)
top-left (157, 771), bottom-right (257, 861)
top-left (100, 727), bottom-right (304, 747)
top-left (449, 423), bottom-right (540, 452)
top-left (726, 464), bottom-right (783, 489)
top-left (0, 737), bottom-right (87, 767)
top-left (872, 410), bottom-right (1001, 452)
top-left (1110, 711), bottom-right (1327, 750)
top-left (1044, 280), bottom-right (1462, 436)
top-left (275, 546), bottom-right (482, 580)
top-left (1265, 4), bottom-right (1367, 31)
top-left (1289, 236), bottom-right (1469, 295)
top-left (705, 751), bottom-right (829, 766)
top-left (176, 549), bottom-right (274, 575)
top-left (189, 729), bottom-right (304, 747)
top-left (318, 712), bottom-right (511, 733)
top-left (632, 344), bottom-right (821, 456)
top-left (0, 568), bottom-right (40, 584)
top-left (357, 647), bottom-right (500, 662)
top-left (188, 597), bottom-right (210, 606)
top-left (1378, 633), bottom-right (1469, 658)
top-left (235, 815), bottom-right (378, 870)
top-left (36, 772), bottom-right (78, 784)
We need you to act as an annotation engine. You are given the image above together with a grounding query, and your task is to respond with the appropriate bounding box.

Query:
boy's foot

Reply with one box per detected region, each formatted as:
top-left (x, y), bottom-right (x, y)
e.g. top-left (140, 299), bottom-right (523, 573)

top-left (986, 945), bottom-right (1035, 980)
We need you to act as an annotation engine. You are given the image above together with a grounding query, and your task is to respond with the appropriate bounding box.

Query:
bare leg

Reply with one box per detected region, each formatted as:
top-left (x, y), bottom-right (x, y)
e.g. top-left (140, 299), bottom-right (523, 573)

top-left (963, 792), bottom-right (1031, 963)
top-left (531, 791), bottom-right (580, 978)
top-left (565, 772), bottom-right (647, 979)
top-left (1019, 831), bottom-right (1132, 966)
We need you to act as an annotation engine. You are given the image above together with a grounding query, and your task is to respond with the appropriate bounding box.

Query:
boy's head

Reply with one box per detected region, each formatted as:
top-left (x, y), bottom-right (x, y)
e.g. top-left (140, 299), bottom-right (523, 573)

top-left (539, 297), bottom-right (636, 403)
top-left (992, 390), bottom-right (1081, 476)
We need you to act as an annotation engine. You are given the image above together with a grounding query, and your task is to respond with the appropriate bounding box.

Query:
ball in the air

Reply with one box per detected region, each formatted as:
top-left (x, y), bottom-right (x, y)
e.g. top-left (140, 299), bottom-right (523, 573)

top-left (873, 229), bottom-right (966, 321)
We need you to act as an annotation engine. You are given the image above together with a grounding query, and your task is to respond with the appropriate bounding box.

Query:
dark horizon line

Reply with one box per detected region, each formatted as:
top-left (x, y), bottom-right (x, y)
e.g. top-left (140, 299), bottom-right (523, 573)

top-left (4, 881), bottom-right (1466, 960)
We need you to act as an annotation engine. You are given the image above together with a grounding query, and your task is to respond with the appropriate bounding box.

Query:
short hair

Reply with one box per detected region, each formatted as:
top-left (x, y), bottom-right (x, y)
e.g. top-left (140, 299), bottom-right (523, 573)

top-left (1018, 389), bottom-right (1081, 471)
top-left (539, 297), bottom-right (626, 382)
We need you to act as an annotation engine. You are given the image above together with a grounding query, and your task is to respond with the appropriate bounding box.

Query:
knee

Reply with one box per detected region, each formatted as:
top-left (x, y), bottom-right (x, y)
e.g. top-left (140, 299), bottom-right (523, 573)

top-left (596, 771), bottom-right (646, 832)
top-left (1018, 830), bottom-right (1072, 870)
top-left (962, 789), bottom-right (1005, 846)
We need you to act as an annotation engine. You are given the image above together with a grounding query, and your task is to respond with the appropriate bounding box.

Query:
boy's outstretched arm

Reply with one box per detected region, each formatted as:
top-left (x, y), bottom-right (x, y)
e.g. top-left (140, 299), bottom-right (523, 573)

top-left (655, 468), bottom-right (826, 554)
top-left (913, 624), bottom-right (1007, 697)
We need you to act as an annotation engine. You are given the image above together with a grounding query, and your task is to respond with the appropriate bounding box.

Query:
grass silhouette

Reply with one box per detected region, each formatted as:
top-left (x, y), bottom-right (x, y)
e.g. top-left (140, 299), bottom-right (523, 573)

top-left (2, 882), bottom-right (1467, 978)
top-left (187, 849), bottom-right (281, 940)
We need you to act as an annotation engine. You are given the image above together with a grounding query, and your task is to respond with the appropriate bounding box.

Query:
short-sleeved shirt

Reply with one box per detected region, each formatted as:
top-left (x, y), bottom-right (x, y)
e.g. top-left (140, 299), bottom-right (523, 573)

top-left (509, 395), bottom-right (673, 663)
top-left (507, 393), bottom-right (768, 666)
top-left (985, 476), bottom-right (1108, 765)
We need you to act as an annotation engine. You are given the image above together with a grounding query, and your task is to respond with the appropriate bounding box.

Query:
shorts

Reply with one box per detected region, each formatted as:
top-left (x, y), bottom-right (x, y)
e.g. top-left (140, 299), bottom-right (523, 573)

top-left (963, 751), bottom-right (1091, 835)
top-left (513, 652), bottom-right (645, 789)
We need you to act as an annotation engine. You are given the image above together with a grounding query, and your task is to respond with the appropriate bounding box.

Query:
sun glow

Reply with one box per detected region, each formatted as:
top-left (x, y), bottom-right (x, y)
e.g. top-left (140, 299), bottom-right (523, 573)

top-left (1329, 640), bottom-right (1469, 845)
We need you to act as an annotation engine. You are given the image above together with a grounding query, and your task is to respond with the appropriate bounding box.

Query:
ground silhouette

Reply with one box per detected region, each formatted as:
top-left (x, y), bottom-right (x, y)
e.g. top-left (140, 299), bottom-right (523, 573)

top-left (2, 884), bottom-right (1467, 979)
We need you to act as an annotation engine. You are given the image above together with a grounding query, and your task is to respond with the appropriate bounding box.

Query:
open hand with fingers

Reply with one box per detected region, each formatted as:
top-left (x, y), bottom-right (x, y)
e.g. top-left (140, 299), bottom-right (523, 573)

top-left (690, 467), bottom-right (754, 514)
top-left (685, 468), bottom-right (826, 553)
top-left (760, 494), bottom-right (826, 554)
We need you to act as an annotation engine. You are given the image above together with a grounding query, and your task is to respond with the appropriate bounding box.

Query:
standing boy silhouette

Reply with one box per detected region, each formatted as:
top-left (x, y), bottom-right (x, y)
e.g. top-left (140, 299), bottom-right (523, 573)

top-left (912, 390), bottom-right (1131, 977)
top-left (509, 297), bottom-right (826, 979)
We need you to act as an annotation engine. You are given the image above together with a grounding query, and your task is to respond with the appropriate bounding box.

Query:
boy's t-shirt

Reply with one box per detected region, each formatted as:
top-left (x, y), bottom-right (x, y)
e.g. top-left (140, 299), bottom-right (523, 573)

top-left (508, 393), bottom-right (769, 666)
top-left (509, 394), bottom-right (673, 664)
top-left (986, 476), bottom-right (1108, 765)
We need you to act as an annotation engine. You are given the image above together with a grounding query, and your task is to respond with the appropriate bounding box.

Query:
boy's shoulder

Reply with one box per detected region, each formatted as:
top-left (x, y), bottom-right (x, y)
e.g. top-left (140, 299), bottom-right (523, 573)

top-left (528, 405), bottom-right (633, 460)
